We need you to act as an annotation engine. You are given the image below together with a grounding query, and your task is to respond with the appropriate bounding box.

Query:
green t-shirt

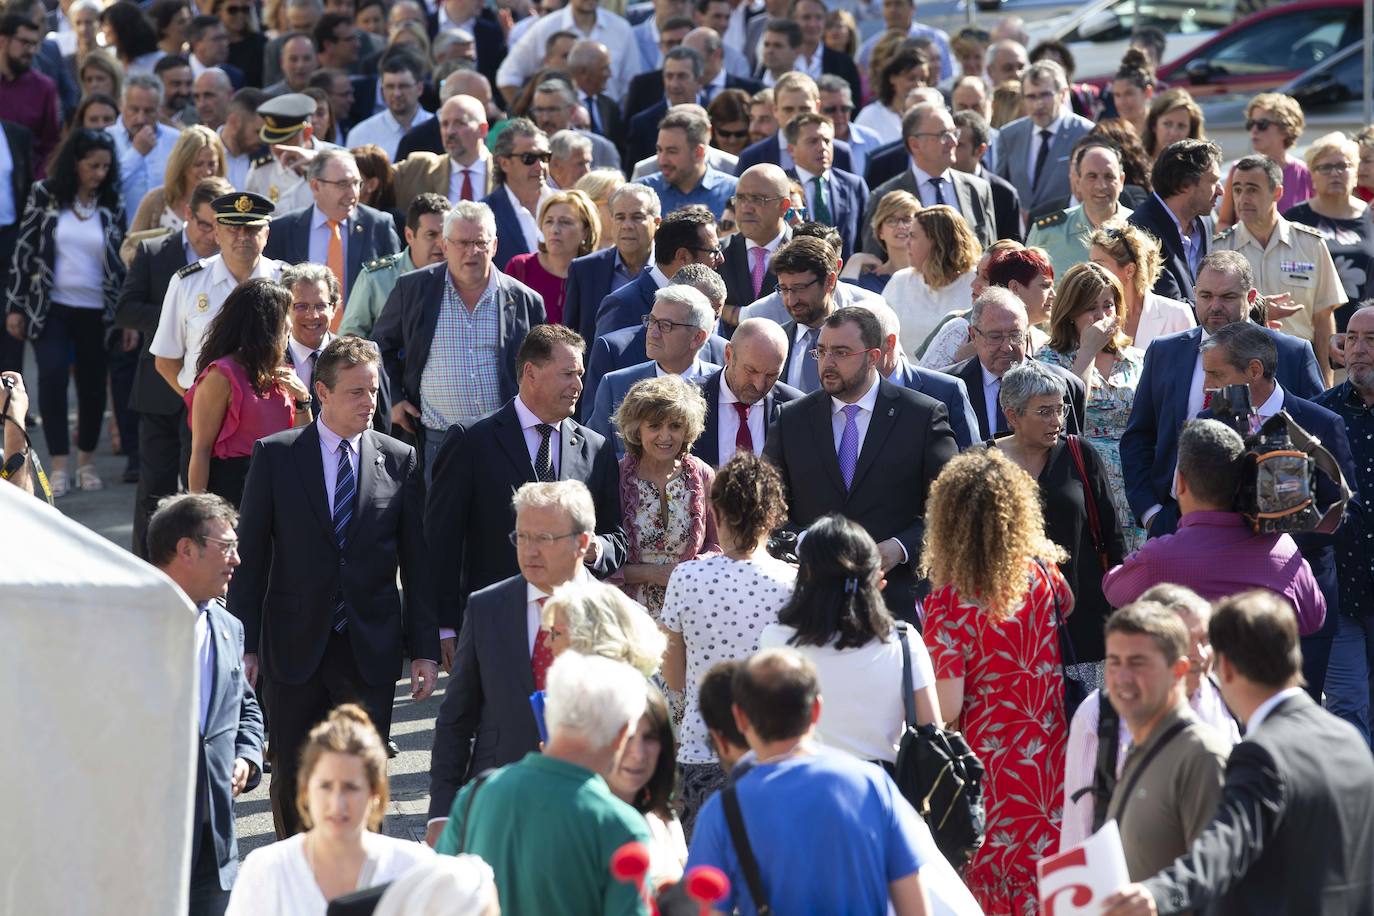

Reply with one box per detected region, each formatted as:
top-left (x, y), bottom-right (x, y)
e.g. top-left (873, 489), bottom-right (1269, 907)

top-left (436, 752), bottom-right (651, 915)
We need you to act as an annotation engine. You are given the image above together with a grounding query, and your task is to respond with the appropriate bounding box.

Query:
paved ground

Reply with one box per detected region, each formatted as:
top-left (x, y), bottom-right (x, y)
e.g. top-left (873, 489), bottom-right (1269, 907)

top-left (16, 362), bottom-right (444, 857)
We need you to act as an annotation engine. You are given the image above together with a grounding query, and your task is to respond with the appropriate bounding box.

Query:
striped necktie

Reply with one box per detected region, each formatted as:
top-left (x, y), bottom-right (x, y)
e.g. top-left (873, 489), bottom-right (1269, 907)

top-left (331, 440), bottom-right (355, 632)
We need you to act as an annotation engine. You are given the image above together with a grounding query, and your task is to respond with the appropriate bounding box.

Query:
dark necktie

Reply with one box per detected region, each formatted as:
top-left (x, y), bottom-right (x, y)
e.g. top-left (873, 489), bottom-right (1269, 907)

top-left (800, 327), bottom-right (821, 393)
top-left (992, 379), bottom-right (1009, 435)
top-left (584, 95), bottom-right (600, 134)
top-left (1032, 128), bottom-right (1053, 190)
top-left (460, 169), bottom-right (474, 201)
top-left (929, 176), bottom-right (947, 206)
top-left (811, 175), bottom-right (832, 224)
top-left (307, 350), bottom-right (321, 416)
top-left (732, 401), bottom-right (753, 455)
top-left (534, 423), bottom-right (556, 481)
top-left (332, 440), bottom-right (355, 632)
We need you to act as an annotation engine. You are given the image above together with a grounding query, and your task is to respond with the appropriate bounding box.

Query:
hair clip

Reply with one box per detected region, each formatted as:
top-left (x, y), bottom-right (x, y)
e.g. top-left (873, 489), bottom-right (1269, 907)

top-left (843, 576), bottom-right (859, 594)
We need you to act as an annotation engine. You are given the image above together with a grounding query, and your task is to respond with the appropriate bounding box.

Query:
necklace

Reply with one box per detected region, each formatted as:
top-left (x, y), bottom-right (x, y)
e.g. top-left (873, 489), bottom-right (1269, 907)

top-left (72, 198), bottom-right (98, 221)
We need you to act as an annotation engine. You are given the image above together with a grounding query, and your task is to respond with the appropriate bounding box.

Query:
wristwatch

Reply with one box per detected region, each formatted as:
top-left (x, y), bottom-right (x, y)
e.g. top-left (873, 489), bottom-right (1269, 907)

top-left (295, 399), bottom-right (311, 412)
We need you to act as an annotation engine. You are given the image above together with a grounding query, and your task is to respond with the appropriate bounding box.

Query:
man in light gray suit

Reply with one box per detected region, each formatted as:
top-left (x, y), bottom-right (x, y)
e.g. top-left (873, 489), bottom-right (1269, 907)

top-left (994, 59), bottom-right (1095, 221)
top-left (861, 103), bottom-right (996, 255)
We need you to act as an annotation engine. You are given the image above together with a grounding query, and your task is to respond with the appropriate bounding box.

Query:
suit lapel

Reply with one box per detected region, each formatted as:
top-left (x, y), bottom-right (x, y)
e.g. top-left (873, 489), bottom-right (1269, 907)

top-left (292, 423), bottom-right (335, 543)
top-left (495, 403), bottom-right (533, 474)
top-left (1169, 328), bottom-right (1204, 423)
top-left (810, 395), bottom-right (847, 496)
top-left (559, 419), bottom-right (591, 481)
top-left (203, 603), bottom-right (235, 731)
top-left (962, 360), bottom-right (990, 440)
top-left (699, 372), bottom-right (722, 466)
top-left (850, 382), bottom-right (897, 492)
top-left (346, 212), bottom-right (365, 290)
top-left (346, 430), bottom-right (377, 542)
top-left (724, 236), bottom-right (750, 298)
top-left (954, 174), bottom-right (976, 226)
top-left (415, 267), bottom-right (445, 373)
top-left (504, 579), bottom-right (537, 697)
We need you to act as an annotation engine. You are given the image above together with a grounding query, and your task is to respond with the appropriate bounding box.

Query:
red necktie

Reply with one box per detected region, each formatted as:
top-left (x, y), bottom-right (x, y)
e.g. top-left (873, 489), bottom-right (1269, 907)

top-left (1202, 389), bottom-right (1213, 410)
top-left (531, 596), bottom-right (554, 691)
top-left (733, 401), bottom-right (753, 454)
top-left (460, 168), bottom-right (474, 202)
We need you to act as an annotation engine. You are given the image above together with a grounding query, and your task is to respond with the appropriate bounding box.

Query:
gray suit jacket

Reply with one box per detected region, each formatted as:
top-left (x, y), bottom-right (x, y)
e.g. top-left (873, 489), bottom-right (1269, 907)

top-left (994, 113), bottom-right (1095, 216)
top-left (862, 167), bottom-right (996, 255)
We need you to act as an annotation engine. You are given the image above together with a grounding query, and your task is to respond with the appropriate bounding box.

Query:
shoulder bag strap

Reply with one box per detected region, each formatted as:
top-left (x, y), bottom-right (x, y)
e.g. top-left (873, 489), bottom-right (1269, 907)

top-left (1066, 435), bottom-right (1110, 572)
top-left (1111, 719), bottom-right (1191, 828)
top-left (899, 624), bottom-right (917, 728)
top-left (1082, 693), bottom-right (1123, 832)
top-left (1034, 558), bottom-right (1077, 669)
top-left (456, 769), bottom-right (494, 855)
top-left (722, 783), bottom-right (772, 915)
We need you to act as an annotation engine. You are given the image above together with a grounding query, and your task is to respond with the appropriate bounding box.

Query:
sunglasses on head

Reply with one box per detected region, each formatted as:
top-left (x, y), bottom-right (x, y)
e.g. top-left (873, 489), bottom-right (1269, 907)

top-left (506, 151), bottom-right (551, 165)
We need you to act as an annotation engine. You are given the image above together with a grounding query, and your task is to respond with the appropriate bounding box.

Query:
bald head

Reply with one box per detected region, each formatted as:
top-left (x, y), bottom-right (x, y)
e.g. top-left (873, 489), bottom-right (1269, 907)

top-left (735, 163), bottom-right (791, 244)
top-left (683, 27), bottom-right (724, 82)
top-left (724, 318), bottom-right (788, 406)
top-left (443, 70), bottom-right (492, 106)
top-left (192, 68), bottom-right (233, 129)
top-left (567, 39), bottom-right (611, 96)
top-left (439, 94), bottom-right (488, 164)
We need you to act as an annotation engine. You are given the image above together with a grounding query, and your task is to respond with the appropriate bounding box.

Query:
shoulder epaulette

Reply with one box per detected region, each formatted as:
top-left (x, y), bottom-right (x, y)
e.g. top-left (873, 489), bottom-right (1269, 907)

top-left (1213, 225), bottom-right (1236, 243)
top-left (1033, 210), bottom-right (1068, 230)
top-left (176, 260), bottom-right (206, 278)
top-left (363, 253), bottom-right (401, 272)
top-left (250, 150), bottom-right (274, 167)
top-left (1290, 221), bottom-right (1326, 239)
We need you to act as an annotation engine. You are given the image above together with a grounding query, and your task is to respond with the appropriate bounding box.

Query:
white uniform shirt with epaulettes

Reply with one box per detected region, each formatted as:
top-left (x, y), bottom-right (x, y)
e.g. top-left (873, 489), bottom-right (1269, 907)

top-left (338, 249), bottom-right (417, 338)
top-left (1026, 202), bottom-right (1134, 281)
top-left (1212, 217), bottom-right (1345, 342)
top-left (244, 139), bottom-right (342, 213)
top-left (148, 253), bottom-right (287, 390)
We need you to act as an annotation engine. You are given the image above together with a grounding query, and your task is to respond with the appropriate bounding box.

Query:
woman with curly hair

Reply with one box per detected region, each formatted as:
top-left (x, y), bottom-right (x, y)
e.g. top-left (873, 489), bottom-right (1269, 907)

top-left (660, 450), bottom-right (793, 836)
top-left (1217, 92), bottom-right (1314, 230)
top-left (921, 446), bottom-right (1075, 916)
top-left (884, 204), bottom-right (982, 363)
top-left (185, 277), bottom-right (311, 505)
top-left (542, 580), bottom-right (667, 678)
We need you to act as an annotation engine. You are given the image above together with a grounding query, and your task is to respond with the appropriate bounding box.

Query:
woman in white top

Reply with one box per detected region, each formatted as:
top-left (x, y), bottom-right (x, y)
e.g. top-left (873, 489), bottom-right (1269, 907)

top-left (855, 46), bottom-right (930, 146)
top-left (226, 705), bottom-right (433, 916)
top-left (661, 452), bottom-right (796, 836)
top-left (884, 204), bottom-right (981, 363)
top-left (121, 125), bottom-right (227, 265)
top-left (759, 514), bottom-right (941, 765)
top-left (1087, 222), bottom-right (1196, 353)
top-left (918, 238), bottom-right (1024, 369)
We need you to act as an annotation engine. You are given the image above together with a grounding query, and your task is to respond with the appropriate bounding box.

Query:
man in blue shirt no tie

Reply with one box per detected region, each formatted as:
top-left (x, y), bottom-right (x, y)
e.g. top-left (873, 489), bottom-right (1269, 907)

top-left (637, 105), bottom-right (737, 221)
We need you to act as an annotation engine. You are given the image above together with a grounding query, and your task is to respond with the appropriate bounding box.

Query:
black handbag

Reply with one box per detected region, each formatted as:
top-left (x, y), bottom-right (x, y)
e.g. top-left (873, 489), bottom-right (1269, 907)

top-left (1036, 559), bottom-right (1088, 722)
top-left (892, 624), bottom-right (986, 870)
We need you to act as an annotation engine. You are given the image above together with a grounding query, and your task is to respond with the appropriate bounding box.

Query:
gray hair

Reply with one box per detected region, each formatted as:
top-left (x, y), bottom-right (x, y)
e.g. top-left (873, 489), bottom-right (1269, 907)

top-left (442, 201), bottom-right (498, 241)
top-left (1198, 249), bottom-right (1255, 293)
top-left (863, 301), bottom-right (900, 341)
top-left (567, 39), bottom-right (609, 72)
top-left (125, 72), bottom-right (164, 106)
top-left (968, 286), bottom-right (1025, 328)
top-left (816, 73), bottom-right (852, 105)
top-left (654, 284), bottom-right (715, 332)
top-left (1201, 321), bottom-right (1277, 380)
top-left (280, 262), bottom-right (342, 306)
top-left (147, 492), bottom-right (237, 568)
top-left (195, 67), bottom-right (234, 92)
top-left (491, 117), bottom-right (547, 183)
top-left (609, 182), bottom-right (661, 218)
top-left (431, 29), bottom-right (471, 61)
top-left (664, 45), bottom-right (704, 81)
top-left (672, 262), bottom-right (726, 308)
top-left (68, 0), bottom-right (101, 15)
top-left (541, 581), bottom-right (668, 678)
top-left (549, 128), bottom-right (593, 162)
top-left (510, 479), bottom-right (596, 534)
top-left (305, 147), bottom-right (358, 181)
top-left (543, 651), bottom-right (648, 749)
top-left (533, 78), bottom-right (576, 108)
top-left (999, 361), bottom-right (1067, 413)
top-left (1024, 58), bottom-right (1067, 91)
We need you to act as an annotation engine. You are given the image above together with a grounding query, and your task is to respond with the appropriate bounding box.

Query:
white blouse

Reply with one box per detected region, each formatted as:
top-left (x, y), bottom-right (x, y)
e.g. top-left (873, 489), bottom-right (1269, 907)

top-left (854, 102), bottom-right (904, 146)
top-left (884, 268), bottom-right (977, 364)
top-left (51, 209), bottom-right (106, 310)
top-left (1133, 291), bottom-right (1197, 352)
top-left (757, 623), bottom-right (936, 764)
top-left (225, 832), bottom-right (434, 916)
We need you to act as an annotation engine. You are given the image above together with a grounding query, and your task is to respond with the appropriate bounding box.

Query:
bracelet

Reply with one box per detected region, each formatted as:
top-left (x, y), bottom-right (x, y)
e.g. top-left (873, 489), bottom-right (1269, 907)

top-left (294, 400), bottom-right (311, 412)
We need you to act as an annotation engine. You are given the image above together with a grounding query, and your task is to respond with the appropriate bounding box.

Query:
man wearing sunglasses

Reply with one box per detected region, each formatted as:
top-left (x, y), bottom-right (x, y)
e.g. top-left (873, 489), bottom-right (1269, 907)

top-left (484, 118), bottom-right (552, 271)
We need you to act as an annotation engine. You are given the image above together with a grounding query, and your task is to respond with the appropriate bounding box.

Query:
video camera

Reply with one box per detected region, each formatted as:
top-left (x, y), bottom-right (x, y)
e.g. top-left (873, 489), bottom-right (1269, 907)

top-left (1208, 384), bottom-right (1351, 535)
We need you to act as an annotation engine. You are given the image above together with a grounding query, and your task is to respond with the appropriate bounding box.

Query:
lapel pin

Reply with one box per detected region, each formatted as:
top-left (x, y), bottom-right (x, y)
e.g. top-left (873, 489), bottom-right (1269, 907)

top-left (374, 454), bottom-right (385, 466)
top-left (353, 224), bottom-right (364, 233)
top-left (220, 628), bottom-right (229, 640)
top-left (887, 408), bottom-right (895, 417)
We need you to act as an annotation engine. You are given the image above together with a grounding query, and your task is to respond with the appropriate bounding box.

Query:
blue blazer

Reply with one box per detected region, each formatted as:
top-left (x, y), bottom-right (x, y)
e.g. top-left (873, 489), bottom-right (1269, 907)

top-left (736, 133), bottom-right (853, 177)
top-left (692, 367), bottom-right (802, 467)
top-left (593, 267), bottom-right (659, 340)
top-left (890, 360), bottom-right (980, 450)
top-left (1128, 193), bottom-right (1213, 303)
top-left (564, 245), bottom-right (624, 346)
top-left (588, 359), bottom-right (721, 456)
top-left (625, 99), bottom-right (669, 168)
top-left (582, 324), bottom-right (727, 422)
top-left (1119, 326), bottom-right (1324, 532)
top-left (262, 203), bottom-right (401, 293)
top-left (483, 186), bottom-right (531, 272)
top-left (786, 166), bottom-right (868, 260)
top-left (194, 601), bottom-right (264, 892)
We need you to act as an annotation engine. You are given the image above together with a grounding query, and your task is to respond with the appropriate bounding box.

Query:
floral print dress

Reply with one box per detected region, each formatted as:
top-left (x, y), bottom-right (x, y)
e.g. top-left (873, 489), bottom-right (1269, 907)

top-left (1035, 345), bottom-right (1145, 552)
top-left (627, 473), bottom-right (696, 616)
top-left (923, 560), bottom-right (1072, 916)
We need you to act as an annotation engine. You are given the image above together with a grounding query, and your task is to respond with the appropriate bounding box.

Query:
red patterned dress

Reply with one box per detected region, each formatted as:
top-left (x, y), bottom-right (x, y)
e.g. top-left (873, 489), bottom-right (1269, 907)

top-left (922, 559), bottom-right (1072, 916)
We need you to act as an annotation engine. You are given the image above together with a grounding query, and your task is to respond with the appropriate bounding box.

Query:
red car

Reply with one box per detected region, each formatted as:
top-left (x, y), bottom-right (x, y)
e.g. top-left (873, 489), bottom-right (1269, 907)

top-left (1155, 0), bottom-right (1365, 98)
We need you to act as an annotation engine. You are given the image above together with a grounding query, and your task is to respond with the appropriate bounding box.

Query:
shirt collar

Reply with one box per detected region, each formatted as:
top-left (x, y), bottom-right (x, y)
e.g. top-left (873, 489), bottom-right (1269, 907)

top-left (980, 361), bottom-right (1001, 389)
top-left (1256, 383), bottom-right (1284, 418)
top-left (655, 357), bottom-right (705, 380)
top-left (1177, 509), bottom-right (1249, 530)
top-left (746, 227), bottom-right (788, 254)
top-left (1153, 191), bottom-right (1192, 241)
top-left (1247, 686), bottom-right (1305, 734)
top-left (911, 163), bottom-right (952, 189)
top-left (720, 369), bottom-right (743, 405)
top-left (312, 205), bottom-right (347, 230)
top-left (831, 373), bottom-right (880, 415)
top-left (526, 564), bottom-right (593, 604)
top-left (794, 164), bottom-right (828, 184)
top-left (317, 415), bottom-right (363, 454)
top-left (287, 334), bottom-right (324, 366)
top-left (513, 394), bottom-right (561, 434)
top-left (648, 264), bottom-right (672, 288)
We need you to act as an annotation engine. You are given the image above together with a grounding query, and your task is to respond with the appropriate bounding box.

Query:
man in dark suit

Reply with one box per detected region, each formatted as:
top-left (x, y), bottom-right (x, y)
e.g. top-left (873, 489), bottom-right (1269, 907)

top-left (866, 301), bottom-right (980, 450)
top-left (148, 494), bottom-right (264, 916)
top-left (424, 324), bottom-right (627, 651)
top-left (694, 318), bottom-right (801, 467)
top-left (862, 103), bottom-right (996, 255)
top-left (735, 71), bottom-right (852, 176)
top-left (481, 119), bottom-right (550, 271)
top-left (953, 110), bottom-right (1022, 244)
top-left (229, 337), bottom-right (438, 839)
top-left (424, 479), bottom-right (605, 847)
top-left (621, 27), bottom-right (761, 127)
top-left (721, 163), bottom-right (791, 308)
top-left (567, 40), bottom-right (623, 146)
top-left (624, 47), bottom-right (706, 167)
top-left (944, 288), bottom-right (1087, 441)
top-left (116, 178), bottom-right (231, 560)
top-left (0, 119), bottom-right (32, 386)
top-left (564, 184), bottom-right (660, 347)
top-left (1103, 591), bottom-right (1374, 916)
top-left (1128, 139), bottom-right (1223, 303)
top-left (783, 112), bottom-right (867, 261)
top-left (765, 306), bottom-right (957, 620)
top-left (1120, 251), bottom-right (1324, 540)
top-left (993, 60), bottom-right (1095, 220)
top-left (592, 204), bottom-right (721, 340)
top-left (262, 148), bottom-right (402, 320)
top-left (426, 0), bottom-right (506, 88)
top-left (372, 198), bottom-right (546, 480)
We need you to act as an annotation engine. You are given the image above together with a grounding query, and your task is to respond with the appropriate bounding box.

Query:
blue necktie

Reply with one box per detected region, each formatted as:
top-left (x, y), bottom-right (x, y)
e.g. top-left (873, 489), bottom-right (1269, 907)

top-left (838, 404), bottom-right (861, 490)
top-left (332, 440), bottom-right (355, 632)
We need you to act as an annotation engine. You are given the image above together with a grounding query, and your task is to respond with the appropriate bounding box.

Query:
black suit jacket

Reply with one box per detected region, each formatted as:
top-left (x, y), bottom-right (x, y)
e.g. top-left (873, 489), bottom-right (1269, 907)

top-left (763, 377), bottom-right (958, 620)
top-left (981, 166), bottom-right (1023, 243)
top-left (820, 47), bottom-right (863, 114)
top-left (621, 71), bottom-right (762, 127)
top-left (692, 367), bottom-right (801, 467)
top-left (947, 356), bottom-right (1087, 441)
top-left (736, 133), bottom-right (852, 177)
top-left (862, 167), bottom-right (996, 254)
top-left (862, 139), bottom-right (905, 189)
top-left (373, 264), bottom-right (546, 416)
top-left (424, 400), bottom-right (627, 630)
top-left (427, 574), bottom-right (543, 818)
top-left (263, 203), bottom-right (401, 294)
top-left (114, 232), bottom-right (188, 415)
top-left (395, 116), bottom-right (443, 161)
top-left (1128, 194), bottom-right (1212, 303)
top-left (625, 99), bottom-right (668, 168)
top-left (789, 166), bottom-right (868, 260)
top-left (721, 231), bottom-right (779, 307)
top-left (228, 423), bottom-right (438, 686)
top-left (583, 92), bottom-right (624, 148)
top-left (1142, 692), bottom-right (1374, 915)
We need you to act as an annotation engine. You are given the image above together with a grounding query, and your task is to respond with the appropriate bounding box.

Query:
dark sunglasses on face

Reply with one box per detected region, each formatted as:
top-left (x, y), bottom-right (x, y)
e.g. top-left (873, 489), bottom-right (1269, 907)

top-left (506, 151), bottom-right (551, 165)
top-left (1245, 118), bottom-right (1274, 132)
top-left (223, 4), bottom-right (249, 12)
top-left (715, 127), bottom-right (749, 140)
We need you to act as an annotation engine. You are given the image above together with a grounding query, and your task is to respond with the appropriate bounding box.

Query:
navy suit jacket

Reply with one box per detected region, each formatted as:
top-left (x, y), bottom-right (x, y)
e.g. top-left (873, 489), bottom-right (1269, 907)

top-left (1128, 194), bottom-right (1213, 303)
top-left (1119, 326), bottom-right (1324, 533)
top-left (593, 266), bottom-right (659, 340)
top-left (263, 203), bottom-right (401, 293)
top-left (582, 324), bottom-right (727, 421)
top-left (692, 367), bottom-right (802, 467)
top-left (889, 360), bottom-right (980, 450)
top-left (736, 133), bottom-right (852, 177)
top-left (862, 140), bottom-right (906, 189)
top-left (564, 245), bottom-right (628, 346)
top-left (787, 166), bottom-right (868, 260)
top-left (621, 70), bottom-right (763, 127)
top-left (483, 186), bottom-right (531, 272)
top-left (395, 116), bottom-right (443, 161)
top-left (192, 601), bottom-right (264, 892)
top-left (588, 359), bottom-right (722, 455)
top-left (625, 99), bottom-right (668, 169)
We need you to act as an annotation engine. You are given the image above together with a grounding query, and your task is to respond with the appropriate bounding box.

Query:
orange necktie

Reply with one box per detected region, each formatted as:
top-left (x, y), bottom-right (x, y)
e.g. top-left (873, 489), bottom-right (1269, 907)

top-left (327, 220), bottom-right (345, 331)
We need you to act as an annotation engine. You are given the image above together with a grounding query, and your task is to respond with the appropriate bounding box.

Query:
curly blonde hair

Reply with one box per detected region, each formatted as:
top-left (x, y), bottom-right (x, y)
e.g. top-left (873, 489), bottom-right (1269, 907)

top-left (915, 204), bottom-right (982, 289)
top-left (541, 581), bottom-right (668, 677)
top-left (1048, 261), bottom-right (1131, 354)
top-left (920, 450), bottom-right (1065, 619)
top-left (1088, 222), bottom-right (1161, 301)
top-left (1246, 92), bottom-right (1304, 148)
top-left (613, 374), bottom-right (707, 460)
top-left (537, 188), bottom-right (601, 257)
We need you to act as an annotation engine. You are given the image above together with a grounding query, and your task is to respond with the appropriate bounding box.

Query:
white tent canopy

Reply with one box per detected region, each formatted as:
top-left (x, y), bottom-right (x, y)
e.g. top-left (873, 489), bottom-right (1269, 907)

top-left (0, 483), bottom-right (197, 915)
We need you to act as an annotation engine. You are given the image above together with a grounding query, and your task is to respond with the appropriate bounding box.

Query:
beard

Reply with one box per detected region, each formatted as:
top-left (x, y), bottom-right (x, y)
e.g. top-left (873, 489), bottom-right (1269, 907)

top-left (5, 51), bottom-right (29, 75)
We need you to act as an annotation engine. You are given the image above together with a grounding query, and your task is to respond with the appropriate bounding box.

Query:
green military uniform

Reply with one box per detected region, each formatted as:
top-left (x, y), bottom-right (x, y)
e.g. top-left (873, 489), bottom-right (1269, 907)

top-left (1212, 217), bottom-right (1344, 343)
top-left (1026, 203), bottom-right (1134, 280)
top-left (338, 249), bottom-right (419, 338)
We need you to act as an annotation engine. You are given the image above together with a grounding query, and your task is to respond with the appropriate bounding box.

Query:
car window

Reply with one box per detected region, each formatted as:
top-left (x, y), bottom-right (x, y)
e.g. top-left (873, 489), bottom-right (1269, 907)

top-left (1063, 0), bottom-right (1234, 43)
top-left (1290, 45), bottom-right (1364, 106)
top-left (1201, 8), bottom-right (1354, 75)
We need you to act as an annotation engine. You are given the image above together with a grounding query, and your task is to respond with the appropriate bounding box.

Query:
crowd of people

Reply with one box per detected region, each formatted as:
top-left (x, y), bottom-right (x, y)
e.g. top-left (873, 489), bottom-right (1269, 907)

top-left (4, 0), bottom-right (1374, 913)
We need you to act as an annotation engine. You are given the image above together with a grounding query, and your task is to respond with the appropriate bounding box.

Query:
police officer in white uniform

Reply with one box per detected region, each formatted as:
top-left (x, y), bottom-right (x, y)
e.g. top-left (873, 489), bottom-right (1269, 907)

top-left (245, 94), bottom-right (340, 213)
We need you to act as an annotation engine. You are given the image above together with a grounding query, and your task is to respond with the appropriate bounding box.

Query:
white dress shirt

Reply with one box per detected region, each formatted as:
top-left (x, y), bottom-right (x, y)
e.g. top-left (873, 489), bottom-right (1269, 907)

top-left (345, 106), bottom-right (435, 162)
top-left (307, 205), bottom-right (351, 269)
top-left (287, 335), bottom-right (326, 391)
top-left (655, 358), bottom-right (711, 383)
top-left (1247, 686), bottom-right (1306, 735)
top-left (745, 228), bottom-right (788, 289)
top-left (830, 372), bottom-right (880, 451)
top-left (195, 603), bottom-right (213, 733)
top-left (911, 163), bottom-right (963, 216)
top-left (718, 370), bottom-right (766, 460)
top-left (496, 6), bottom-right (643, 101)
top-left (513, 394), bottom-right (563, 478)
top-left (448, 156), bottom-right (488, 203)
top-left (316, 416), bottom-right (362, 515)
top-left (793, 164), bottom-right (832, 220)
top-left (797, 46), bottom-right (823, 79)
top-left (506, 184), bottom-right (545, 253)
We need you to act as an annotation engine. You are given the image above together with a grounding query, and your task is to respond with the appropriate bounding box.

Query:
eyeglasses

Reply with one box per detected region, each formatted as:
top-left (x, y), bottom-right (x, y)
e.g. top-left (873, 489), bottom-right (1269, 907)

top-left (776, 276), bottom-right (821, 296)
top-left (914, 130), bottom-right (959, 142)
top-left (1024, 404), bottom-right (1069, 420)
top-left (197, 534), bottom-right (239, 556)
top-left (811, 346), bottom-right (875, 362)
top-left (316, 177), bottom-right (362, 190)
top-left (883, 215), bottom-right (915, 227)
top-left (292, 300), bottom-right (333, 313)
top-left (819, 104), bottom-right (852, 117)
top-left (504, 151), bottom-right (552, 165)
top-left (508, 530), bottom-right (581, 547)
top-left (1245, 118), bottom-right (1275, 132)
top-left (689, 244), bottom-right (724, 261)
top-left (446, 236), bottom-right (492, 250)
top-left (1314, 161), bottom-right (1351, 175)
top-left (972, 328), bottom-right (1026, 346)
top-left (643, 314), bottom-right (696, 334)
top-left (528, 105), bottom-right (568, 118)
top-left (734, 193), bottom-right (785, 207)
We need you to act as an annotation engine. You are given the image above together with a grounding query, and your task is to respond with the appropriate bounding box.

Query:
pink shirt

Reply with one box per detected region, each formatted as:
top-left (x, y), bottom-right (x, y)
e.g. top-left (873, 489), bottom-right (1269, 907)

top-left (186, 356), bottom-right (294, 459)
top-left (505, 252), bottom-right (567, 325)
